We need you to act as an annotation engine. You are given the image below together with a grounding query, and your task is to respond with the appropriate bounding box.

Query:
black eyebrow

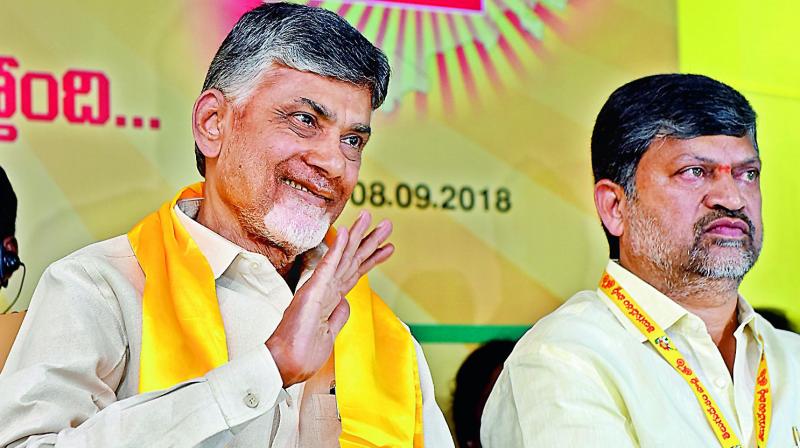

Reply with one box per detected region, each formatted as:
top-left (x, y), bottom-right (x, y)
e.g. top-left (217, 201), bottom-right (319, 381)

top-left (295, 97), bottom-right (370, 135)
top-left (679, 155), bottom-right (761, 166)
top-left (738, 156), bottom-right (762, 166)
top-left (296, 97), bottom-right (336, 121)
top-left (352, 124), bottom-right (372, 136)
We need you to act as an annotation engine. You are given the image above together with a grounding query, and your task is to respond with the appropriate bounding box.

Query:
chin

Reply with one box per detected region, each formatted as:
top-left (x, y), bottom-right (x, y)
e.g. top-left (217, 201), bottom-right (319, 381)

top-left (262, 201), bottom-right (331, 253)
top-left (688, 247), bottom-right (757, 280)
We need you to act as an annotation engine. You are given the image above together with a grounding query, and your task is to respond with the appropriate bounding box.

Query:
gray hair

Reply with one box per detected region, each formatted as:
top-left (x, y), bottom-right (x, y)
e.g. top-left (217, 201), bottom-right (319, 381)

top-left (195, 2), bottom-right (391, 176)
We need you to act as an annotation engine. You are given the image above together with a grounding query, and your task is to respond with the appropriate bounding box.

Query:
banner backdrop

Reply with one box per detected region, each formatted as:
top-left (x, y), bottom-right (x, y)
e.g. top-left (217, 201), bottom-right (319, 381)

top-left (677, 0), bottom-right (800, 330)
top-left (2, 0), bottom-right (795, 421)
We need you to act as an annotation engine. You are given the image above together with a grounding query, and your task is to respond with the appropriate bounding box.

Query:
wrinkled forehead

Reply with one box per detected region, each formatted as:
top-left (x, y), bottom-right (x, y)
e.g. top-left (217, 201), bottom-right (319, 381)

top-left (243, 65), bottom-right (374, 122)
top-left (641, 135), bottom-right (760, 168)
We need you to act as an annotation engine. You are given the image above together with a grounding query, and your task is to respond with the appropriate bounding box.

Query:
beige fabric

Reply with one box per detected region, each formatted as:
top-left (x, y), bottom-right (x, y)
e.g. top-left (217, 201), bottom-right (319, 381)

top-left (0, 311), bottom-right (25, 371)
top-left (298, 357), bottom-right (340, 447)
top-left (0, 199), bottom-right (453, 448)
top-left (481, 260), bottom-right (800, 448)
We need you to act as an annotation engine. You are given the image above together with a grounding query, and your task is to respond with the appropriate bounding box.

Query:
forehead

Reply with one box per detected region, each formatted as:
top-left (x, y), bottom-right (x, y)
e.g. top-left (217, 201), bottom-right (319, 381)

top-left (242, 65), bottom-right (373, 120)
top-left (640, 135), bottom-right (759, 167)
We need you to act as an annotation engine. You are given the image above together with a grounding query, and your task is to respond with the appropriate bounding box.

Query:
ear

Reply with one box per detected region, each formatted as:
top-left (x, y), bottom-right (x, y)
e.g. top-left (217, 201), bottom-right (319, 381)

top-left (192, 89), bottom-right (231, 163)
top-left (2, 236), bottom-right (17, 254)
top-left (594, 179), bottom-right (627, 238)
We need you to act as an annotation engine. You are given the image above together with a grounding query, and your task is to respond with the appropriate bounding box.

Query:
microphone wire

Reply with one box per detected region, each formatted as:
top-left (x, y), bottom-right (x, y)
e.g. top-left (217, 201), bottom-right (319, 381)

top-left (2, 262), bottom-right (25, 314)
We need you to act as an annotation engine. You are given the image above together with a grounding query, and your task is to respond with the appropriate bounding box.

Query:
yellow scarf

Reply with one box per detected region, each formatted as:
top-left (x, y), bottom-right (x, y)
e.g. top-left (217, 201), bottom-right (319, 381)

top-left (128, 183), bottom-right (423, 447)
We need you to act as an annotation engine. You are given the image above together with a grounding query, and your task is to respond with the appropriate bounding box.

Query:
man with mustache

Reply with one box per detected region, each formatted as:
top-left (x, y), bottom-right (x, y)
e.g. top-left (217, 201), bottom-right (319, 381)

top-left (0, 3), bottom-right (452, 447)
top-left (482, 74), bottom-right (800, 447)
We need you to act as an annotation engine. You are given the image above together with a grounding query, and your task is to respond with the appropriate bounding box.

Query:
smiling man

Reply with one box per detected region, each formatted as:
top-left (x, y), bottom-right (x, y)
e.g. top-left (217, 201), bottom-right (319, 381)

top-left (0, 3), bottom-right (452, 447)
top-left (482, 74), bottom-right (800, 447)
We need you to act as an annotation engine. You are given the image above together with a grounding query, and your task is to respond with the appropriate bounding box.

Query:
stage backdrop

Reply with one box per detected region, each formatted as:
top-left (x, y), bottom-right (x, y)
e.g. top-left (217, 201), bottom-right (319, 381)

top-left (2, 0), bottom-right (797, 424)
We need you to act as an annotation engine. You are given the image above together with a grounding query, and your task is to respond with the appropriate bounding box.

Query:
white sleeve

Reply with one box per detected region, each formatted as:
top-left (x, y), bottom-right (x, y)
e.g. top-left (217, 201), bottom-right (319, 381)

top-left (480, 343), bottom-right (638, 448)
top-left (0, 258), bottom-right (286, 448)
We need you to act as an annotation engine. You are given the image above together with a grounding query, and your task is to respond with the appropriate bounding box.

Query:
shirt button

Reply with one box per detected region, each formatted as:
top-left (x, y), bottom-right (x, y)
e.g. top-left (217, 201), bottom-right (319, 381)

top-left (286, 395), bottom-right (293, 408)
top-left (714, 377), bottom-right (727, 389)
top-left (250, 262), bottom-right (260, 272)
top-left (244, 392), bottom-right (260, 408)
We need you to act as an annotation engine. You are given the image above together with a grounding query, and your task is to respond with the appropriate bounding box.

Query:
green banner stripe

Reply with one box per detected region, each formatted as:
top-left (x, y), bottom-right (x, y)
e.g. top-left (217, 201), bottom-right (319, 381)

top-left (408, 324), bottom-right (531, 343)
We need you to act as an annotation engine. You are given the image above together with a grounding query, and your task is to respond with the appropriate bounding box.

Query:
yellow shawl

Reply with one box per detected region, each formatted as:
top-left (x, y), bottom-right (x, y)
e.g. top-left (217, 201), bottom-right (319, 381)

top-left (128, 183), bottom-right (423, 447)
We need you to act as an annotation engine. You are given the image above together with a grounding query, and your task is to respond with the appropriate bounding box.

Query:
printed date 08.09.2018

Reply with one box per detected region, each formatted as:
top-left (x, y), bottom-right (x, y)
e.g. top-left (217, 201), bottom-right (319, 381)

top-left (350, 181), bottom-right (511, 213)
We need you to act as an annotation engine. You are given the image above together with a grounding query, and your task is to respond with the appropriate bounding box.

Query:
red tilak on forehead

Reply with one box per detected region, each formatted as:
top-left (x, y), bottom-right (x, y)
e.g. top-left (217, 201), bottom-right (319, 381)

top-left (717, 165), bottom-right (732, 174)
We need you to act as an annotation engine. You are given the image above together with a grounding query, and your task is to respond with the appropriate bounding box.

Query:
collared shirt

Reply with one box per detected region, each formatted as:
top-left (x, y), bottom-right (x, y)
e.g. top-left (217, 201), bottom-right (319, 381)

top-left (0, 199), bottom-right (453, 448)
top-left (481, 260), bottom-right (800, 448)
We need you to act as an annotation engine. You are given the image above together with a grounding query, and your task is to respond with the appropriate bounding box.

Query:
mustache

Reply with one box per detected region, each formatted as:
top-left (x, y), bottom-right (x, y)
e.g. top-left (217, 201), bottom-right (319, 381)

top-left (279, 163), bottom-right (340, 196)
top-left (693, 208), bottom-right (755, 240)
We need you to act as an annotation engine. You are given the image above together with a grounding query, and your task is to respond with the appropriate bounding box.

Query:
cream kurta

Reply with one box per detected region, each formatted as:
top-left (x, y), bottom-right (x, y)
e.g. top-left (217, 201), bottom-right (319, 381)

top-left (482, 260), bottom-right (800, 448)
top-left (0, 199), bottom-right (453, 448)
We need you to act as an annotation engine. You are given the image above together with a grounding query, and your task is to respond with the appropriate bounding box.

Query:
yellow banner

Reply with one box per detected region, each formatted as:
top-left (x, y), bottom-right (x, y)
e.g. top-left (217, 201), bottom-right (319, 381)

top-left (4, 0), bottom-right (795, 416)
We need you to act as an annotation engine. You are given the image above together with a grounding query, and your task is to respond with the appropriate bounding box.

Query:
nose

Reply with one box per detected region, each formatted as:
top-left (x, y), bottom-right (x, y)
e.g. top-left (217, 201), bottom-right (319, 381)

top-left (302, 134), bottom-right (345, 179)
top-left (704, 170), bottom-right (746, 212)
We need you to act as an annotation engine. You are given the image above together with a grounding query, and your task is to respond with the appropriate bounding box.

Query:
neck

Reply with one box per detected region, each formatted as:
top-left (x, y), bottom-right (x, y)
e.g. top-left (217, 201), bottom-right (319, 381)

top-left (196, 182), bottom-right (299, 277)
top-left (675, 289), bottom-right (739, 345)
top-left (618, 254), bottom-right (740, 347)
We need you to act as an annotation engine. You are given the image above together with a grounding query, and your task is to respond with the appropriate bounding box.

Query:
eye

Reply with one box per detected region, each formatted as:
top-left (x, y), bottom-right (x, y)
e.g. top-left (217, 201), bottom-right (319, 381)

top-left (741, 168), bottom-right (760, 182)
top-left (680, 166), bottom-right (705, 178)
top-left (341, 135), bottom-right (363, 148)
top-left (292, 112), bottom-right (315, 127)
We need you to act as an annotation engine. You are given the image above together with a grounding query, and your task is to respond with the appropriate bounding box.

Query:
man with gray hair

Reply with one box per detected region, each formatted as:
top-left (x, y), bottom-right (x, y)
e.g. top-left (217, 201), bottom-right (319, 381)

top-left (0, 3), bottom-right (452, 447)
top-left (481, 74), bottom-right (800, 447)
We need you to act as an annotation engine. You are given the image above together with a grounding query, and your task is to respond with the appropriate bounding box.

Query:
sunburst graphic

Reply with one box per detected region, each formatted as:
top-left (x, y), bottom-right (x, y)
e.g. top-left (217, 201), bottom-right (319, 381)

top-left (219, 0), bottom-right (572, 114)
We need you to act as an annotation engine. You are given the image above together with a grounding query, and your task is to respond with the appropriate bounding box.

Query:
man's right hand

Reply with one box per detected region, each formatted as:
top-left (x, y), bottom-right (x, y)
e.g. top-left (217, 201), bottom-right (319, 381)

top-left (265, 211), bottom-right (394, 388)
